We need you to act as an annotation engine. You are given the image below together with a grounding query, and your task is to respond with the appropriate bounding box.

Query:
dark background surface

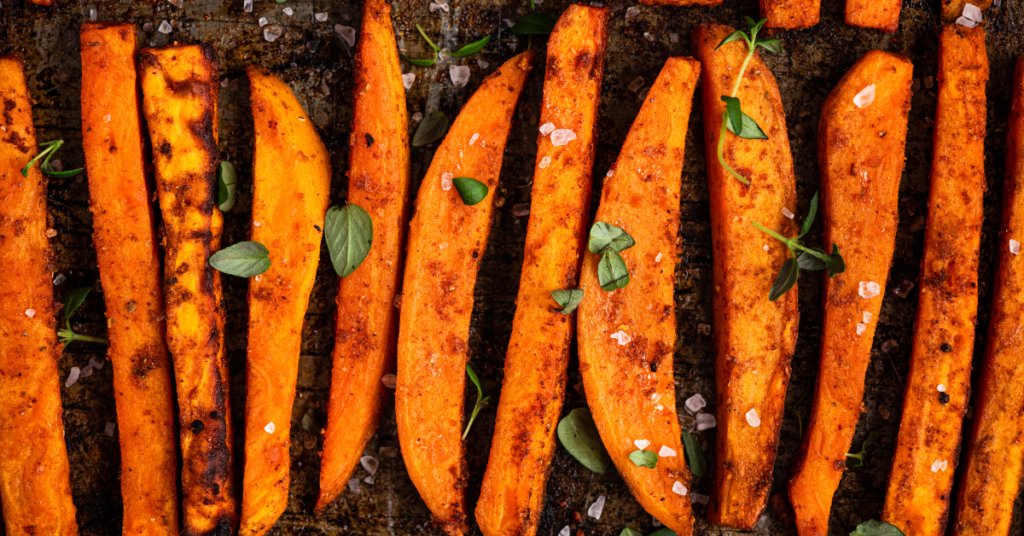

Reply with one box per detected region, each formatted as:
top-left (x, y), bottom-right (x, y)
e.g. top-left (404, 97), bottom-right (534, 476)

top-left (2, 0), bottom-right (1024, 534)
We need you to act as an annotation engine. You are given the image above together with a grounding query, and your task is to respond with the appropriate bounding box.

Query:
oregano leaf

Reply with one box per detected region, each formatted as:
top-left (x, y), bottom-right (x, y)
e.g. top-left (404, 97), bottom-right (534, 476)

top-left (452, 177), bottom-right (489, 206)
top-left (551, 289), bottom-right (584, 315)
top-left (325, 204), bottom-right (374, 277)
top-left (557, 408), bottom-right (611, 474)
top-left (209, 241), bottom-right (271, 278)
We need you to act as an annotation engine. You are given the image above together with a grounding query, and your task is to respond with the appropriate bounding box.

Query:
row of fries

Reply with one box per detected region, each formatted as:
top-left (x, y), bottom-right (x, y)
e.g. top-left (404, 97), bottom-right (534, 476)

top-left (0, 2), bottom-right (1018, 536)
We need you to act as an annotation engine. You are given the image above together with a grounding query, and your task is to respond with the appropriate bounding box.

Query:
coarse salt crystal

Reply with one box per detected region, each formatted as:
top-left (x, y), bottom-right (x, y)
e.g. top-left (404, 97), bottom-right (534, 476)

top-left (283, 7), bottom-right (293, 16)
top-left (606, 169), bottom-right (614, 178)
top-left (763, 245), bottom-right (770, 252)
top-left (335, 25), bottom-right (356, 47)
top-left (265, 422), bottom-right (276, 433)
top-left (258, 17), bottom-right (268, 27)
top-left (168, 0), bottom-right (183, 8)
top-left (696, 412), bottom-right (717, 430)
top-left (634, 439), bottom-right (651, 450)
top-left (24, 309), bottom-right (35, 318)
top-left (550, 129), bottom-right (576, 147)
top-left (264, 25), bottom-right (284, 43)
top-left (348, 477), bottom-right (361, 493)
top-left (938, 384), bottom-right (947, 392)
top-left (254, 221), bottom-right (261, 227)
top-left (610, 330), bottom-right (632, 346)
top-left (856, 323), bottom-right (867, 336)
top-left (89, 8), bottom-right (97, 20)
top-left (854, 84), bottom-right (876, 108)
top-left (859, 281), bottom-right (881, 299)
top-left (378, 446), bottom-right (399, 458)
top-left (441, 172), bottom-right (454, 191)
top-left (364, 475), bottom-right (374, 484)
top-left (558, 526), bottom-right (571, 536)
top-left (587, 495), bottom-right (606, 519)
top-left (955, 15), bottom-right (978, 28)
top-left (628, 76), bottom-right (645, 93)
top-left (863, 311), bottom-right (872, 324)
top-left (539, 156), bottom-right (551, 169)
top-left (89, 356), bottom-right (105, 370)
top-left (746, 408), bottom-right (761, 427)
top-left (402, 73), bottom-right (415, 89)
top-left (691, 492), bottom-right (709, 505)
top-left (66, 367), bottom-right (81, 387)
top-left (243, 0), bottom-right (252, 12)
top-left (782, 207), bottom-right (795, 219)
top-left (469, 133), bottom-right (480, 146)
top-left (672, 481), bottom-right (688, 496)
top-left (315, 12), bottom-right (328, 22)
top-left (539, 122), bottom-right (556, 136)
top-left (963, 3), bottom-right (983, 22)
top-left (652, 517), bottom-right (662, 527)
top-left (81, 365), bottom-right (94, 378)
top-left (158, 20), bottom-right (173, 34)
top-left (931, 459), bottom-right (948, 472)
top-left (103, 114), bottom-right (111, 123)
top-left (685, 394), bottom-right (706, 414)
top-left (625, 6), bottom-right (640, 22)
top-left (1011, 239), bottom-right (1020, 255)
top-left (643, 32), bottom-right (655, 42)
top-left (360, 455), bottom-right (379, 475)
top-left (381, 374), bottom-right (397, 388)
top-left (655, 252), bottom-right (662, 263)
top-left (669, 32), bottom-right (679, 43)
top-left (450, 65), bottom-right (471, 88)
top-left (477, 59), bottom-right (489, 69)
top-left (104, 422), bottom-right (116, 436)
top-left (659, 445), bottom-right (677, 457)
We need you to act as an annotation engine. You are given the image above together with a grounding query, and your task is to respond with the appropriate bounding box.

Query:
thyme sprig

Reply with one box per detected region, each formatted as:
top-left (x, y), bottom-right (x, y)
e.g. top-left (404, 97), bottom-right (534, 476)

top-left (21, 139), bottom-right (84, 179)
top-left (58, 287), bottom-right (108, 347)
top-left (402, 24), bottom-right (491, 67)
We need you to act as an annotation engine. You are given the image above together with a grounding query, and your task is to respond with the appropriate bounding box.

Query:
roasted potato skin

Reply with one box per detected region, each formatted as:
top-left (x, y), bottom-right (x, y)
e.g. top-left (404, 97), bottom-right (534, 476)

top-left (138, 44), bottom-right (238, 536)
top-left (761, 0), bottom-right (820, 29)
top-left (316, 0), bottom-right (410, 514)
top-left (576, 56), bottom-right (700, 536)
top-left (80, 23), bottom-right (180, 536)
top-left (691, 24), bottom-right (799, 530)
top-left (883, 25), bottom-right (988, 536)
top-left (952, 55), bottom-right (1024, 536)
top-left (0, 53), bottom-right (79, 536)
top-left (238, 66), bottom-right (331, 536)
top-left (787, 50), bottom-right (913, 536)
top-left (394, 51), bottom-right (536, 536)
top-left (475, 7), bottom-right (608, 536)
top-left (845, 0), bottom-right (902, 32)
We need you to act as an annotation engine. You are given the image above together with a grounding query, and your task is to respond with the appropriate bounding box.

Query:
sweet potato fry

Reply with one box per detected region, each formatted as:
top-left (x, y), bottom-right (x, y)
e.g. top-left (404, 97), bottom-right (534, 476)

top-left (238, 66), bottom-right (331, 536)
top-left (941, 0), bottom-right (991, 23)
top-left (786, 50), bottom-right (913, 536)
top-left (846, 0), bottom-right (902, 32)
top-left (691, 24), bottom-right (799, 530)
top-left (0, 53), bottom-right (78, 536)
top-left (475, 7), bottom-right (608, 536)
top-left (761, 0), bottom-right (820, 29)
top-left (139, 44), bottom-right (238, 536)
top-left (639, 0), bottom-right (721, 6)
top-left (394, 50), bottom-right (535, 536)
top-left (576, 56), bottom-right (700, 536)
top-left (79, 23), bottom-right (180, 536)
top-left (951, 55), bottom-right (1024, 536)
top-left (316, 0), bottom-right (410, 514)
top-left (883, 25), bottom-right (987, 536)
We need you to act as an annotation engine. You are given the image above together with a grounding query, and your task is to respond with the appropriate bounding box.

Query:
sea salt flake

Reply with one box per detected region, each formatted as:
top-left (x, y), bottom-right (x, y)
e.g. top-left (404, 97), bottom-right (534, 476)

top-left (931, 459), bottom-right (948, 472)
top-left (360, 455), bottom-right (379, 475)
top-left (606, 169), bottom-right (614, 177)
top-left (644, 32), bottom-right (655, 42)
top-left (696, 412), bottom-right (717, 430)
top-left (610, 330), bottom-right (632, 346)
top-left (763, 244), bottom-right (770, 252)
top-left (882, 339), bottom-right (899, 353)
top-left (538, 156), bottom-right (551, 169)
top-left (283, 6), bottom-right (293, 16)
top-left (856, 323), bottom-right (867, 336)
top-left (158, 20), bottom-right (173, 34)
top-left (243, 0), bottom-right (252, 12)
top-left (402, 73), bottom-right (415, 89)
top-left (364, 475), bottom-right (374, 484)
top-left (672, 481), bottom-right (688, 496)
top-left (655, 252), bottom-right (662, 263)
top-left (258, 17), bottom-right (268, 27)
top-left (625, 6), bottom-right (640, 22)
top-left (103, 114), bottom-right (112, 123)
top-left (315, 12), bottom-right (328, 22)
top-left (550, 129), bottom-right (577, 147)
top-left (658, 445), bottom-right (677, 457)
top-left (335, 25), bottom-right (356, 47)
top-left (104, 422), bottom-right (116, 436)
top-left (669, 32), bottom-right (679, 43)
top-left (859, 281), bottom-right (881, 299)
top-left (265, 422), bottom-right (276, 433)
top-left (378, 446), bottom-right (399, 458)
top-left (1011, 239), bottom-right (1020, 255)
top-left (89, 356), bottom-right (105, 370)
top-left (168, 0), bottom-right (183, 8)
top-left (782, 207), bottom-right (795, 219)
top-left (691, 492), bottom-right (709, 505)
top-left (587, 495), bottom-right (606, 519)
top-left (938, 384), bottom-right (947, 392)
top-left (558, 526), bottom-right (571, 536)
top-left (264, 25), bottom-right (284, 43)
top-left (381, 374), bottom-right (397, 388)
top-left (89, 8), bottom-right (97, 20)
top-left (24, 309), bottom-right (35, 318)
top-left (685, 394), bottom-right (706, 414)
top-left (746, 408), bottom-right (761, 427)
top-left (854, 84), bottom-right (876, 108)
top-left (539, 122), bottom-right (556, 136)
top-left (863, 311), bottom-right (873, 324)
top-left (441, 173), bottom-right (454, 191)
top-left (634, 439), bottom-right (651, 450)
top-left (963, 3), bottom-right (983, 22)
top-left (80, 365), bottom-right (94, 378)
top-left (955, 16), bottom-right (977, 27)
top-left (449, 65), bottom-right (470, 88)
top-left (65, 367), bottom-right (81, 387)
top-left (477, 59), bottom-right (489, 69)
top-left (348, 477), bottom-right (361, 493)
top-left (628, 76), bottom-right (645, 92)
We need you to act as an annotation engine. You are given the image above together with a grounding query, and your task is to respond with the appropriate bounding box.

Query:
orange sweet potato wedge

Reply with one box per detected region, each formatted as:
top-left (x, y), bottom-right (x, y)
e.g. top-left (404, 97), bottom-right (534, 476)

top-left (475, 7), bottom-right (608, 536)
top-left (80, 23), bottom-right (180, 535)
top-left (576, 56), bottom-right (700, 536)
top-left (883, 25), bottom-right (988, 536)
top-left (316, 0), bottom-right (411, 514)
top-left (0, 53), bottom-right (79, 536)
top-left (394, 50), bottom-right (536, 536)
top-left (846, 0), bottom-right (902, 32)
top-left (640, 0), bottom-right (721, 6)
top-left (139, 44), bottom-right (239, 536)
top-left (238, 66), bottom-right (332, 536)
top-left (761, 0), bottom-right (820, 29)
top-left (786, 49), bottom-right (913, 536)
top-left (951, 55), bottom-right (1024, 536)
top-left (691, 24), bottom-right (799, 530)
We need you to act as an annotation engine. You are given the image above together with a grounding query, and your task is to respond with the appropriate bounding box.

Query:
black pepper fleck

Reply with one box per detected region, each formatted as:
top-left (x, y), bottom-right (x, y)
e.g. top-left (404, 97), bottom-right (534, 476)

top-left (190, 420), bottom-right (205, 434)
top-left (365, 133), bottom-right (374, 147)
top-left (941, 343), bottom-right (952, 353)
top-left (939, 392), bottom-right (950, 406)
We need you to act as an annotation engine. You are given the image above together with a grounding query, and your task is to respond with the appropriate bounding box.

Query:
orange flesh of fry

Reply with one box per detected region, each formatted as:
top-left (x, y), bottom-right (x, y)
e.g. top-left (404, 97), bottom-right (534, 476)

top-left (845, 0), bottom-right (902, 32)
top-left (761, 0), bottom-right (820, 29)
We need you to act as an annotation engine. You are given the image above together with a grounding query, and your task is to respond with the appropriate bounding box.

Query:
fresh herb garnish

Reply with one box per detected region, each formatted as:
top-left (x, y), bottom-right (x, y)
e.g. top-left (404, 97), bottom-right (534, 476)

top-left (412, 110), bottom-right (449, 147)
top-left (452, 177), bottom-right (488, 206)
top-left (209, 241), bottom-right (271, 278)
top-left (557, 408), bottom-right (611, 474)
top-left (551, 289), bottom-right (584, 315)
top-left (451, 36), bottom-right (491, 57)
top-left (217, 161), bottom-right (238, 212)
top-left (21, 139), bottom-right (85, 179)
top-left (324, 204), bottom-right (373, 277)
top-left (620, 529), bottom-right (643, 536)
top-left (598, 250), bottom-right (630, 291)
top-left (58, 287), bottom-right (109, 347)
top-left (509, 12), bottom-right (558, 35)
top-left (751, 192), bottom-right (845, 300)
top-left (629, 449), bottom-right (658, 469)
top-left (714, 17), bottom-right (781, 185)
top-left (845, 430), bottom-right (880, 468)
top-left (785, 387), bottom-right (809, 439)
top-left (588, 222), bottom-right (634, 291)
top-left (402, 24), bottom-right (490, 66)
top-left (681, 429), bottom-right (707, 478)
top-left (850, 520), bottom-right (906, 536)
top-left (647, 530), bottom-right (677, 536)
top-left (463, 364), bottom-right (492, 439)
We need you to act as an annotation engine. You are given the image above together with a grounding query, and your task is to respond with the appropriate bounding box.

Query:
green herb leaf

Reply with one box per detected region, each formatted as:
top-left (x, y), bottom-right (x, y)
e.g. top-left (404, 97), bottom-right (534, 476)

top-left (797, 250), bottom-right (827, 271)
top-left (715, 30), bottom-right (747, 50)
top-left (209, 241), bottom-right (271, 278)
top-left (61, 287), bottom-right (93, 328)
top-left (412, 110), bottom-right (449, 146)
top-left (825, 245), bottom-right (846, 277)
top-left (217, 161), bottom-right (238, 212)
top-left (22, 139), bottom-right (84, 178)
top-left (620, 529), bottom-right (643, 536)
top-left (800, 192), bottom-right (819, 237)
top-left (325, 204), bottom-right (374, 277)
top-left (415, 23), bottom-right (441, 51)
top-left (756, 37), bottom-right (783, 54)
top-left (724, 110), bottom-right (768, 140)
top-left (721, 96), bottom-right (744, 137)
top-left (768, 257), bottom-right (797, 302)
top-left (451, 35), bottom-right (491, 57)
top-left (452, 177), bottom-right (489, 206)
top-left (786, 387), bottom-right (809, 439)
top-left (588, 221), bottom-right (635, 254)
top-left (629, 449), bottom-right (658, 469)
top-left (647, 529), bottom-right (678, 536)
top-left (551, 289), bottom-right (584, 315)
top-left (402, 51), bottom-right (438, 67)
top-left (598, 250), bottom-right (630, 291)
top-left (463, 364), bottom-right (491, 439)
top-left (845, 430), bottom-right (880, 468)
top-left (557, 408), bottom-right (611, 474)
top-left (275, 0), bottom-right (287, 3)
top-left (43, 166), bottom-right (86, 179)
top-left (681, 429), bottom-right (707, 478)
top-left (745, 16), bottom-right (767, 38)
top-left (509, 12), bottom-right (559, 35)
top-left (850, 520), bottom-right (906, 536)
